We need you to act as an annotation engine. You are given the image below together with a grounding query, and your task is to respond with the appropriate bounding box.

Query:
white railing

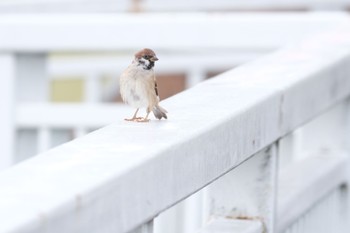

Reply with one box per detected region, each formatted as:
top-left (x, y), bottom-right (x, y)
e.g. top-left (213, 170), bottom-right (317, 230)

top-left (0, 13), bottom-right (350, 233)
top-left (1, 12), bottom-right (348, 168)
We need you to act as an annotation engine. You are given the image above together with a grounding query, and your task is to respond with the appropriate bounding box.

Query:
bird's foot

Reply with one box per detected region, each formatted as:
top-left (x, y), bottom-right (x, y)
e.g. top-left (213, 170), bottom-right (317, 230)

top-left (136, 118), bottom-right (150, 123)
top-left (124, 117), bottom-right (143, 122)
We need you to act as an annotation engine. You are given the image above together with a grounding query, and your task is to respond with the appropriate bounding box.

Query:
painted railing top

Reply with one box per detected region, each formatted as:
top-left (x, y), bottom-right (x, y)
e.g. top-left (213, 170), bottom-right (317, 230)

top-left (1, 23), bottom-right (350, 233)
top-left (0, 12), bottom-right (348, 52)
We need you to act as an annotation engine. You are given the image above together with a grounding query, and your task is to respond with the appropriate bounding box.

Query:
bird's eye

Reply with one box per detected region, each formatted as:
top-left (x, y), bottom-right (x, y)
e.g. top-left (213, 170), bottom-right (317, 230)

top-left (144, 55), bottom-right (149, 59)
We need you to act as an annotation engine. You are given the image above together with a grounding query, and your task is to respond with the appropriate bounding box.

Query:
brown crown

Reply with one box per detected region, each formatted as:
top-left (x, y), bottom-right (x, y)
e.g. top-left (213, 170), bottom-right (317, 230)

top-left (134, 48), bottom-right (157, 59)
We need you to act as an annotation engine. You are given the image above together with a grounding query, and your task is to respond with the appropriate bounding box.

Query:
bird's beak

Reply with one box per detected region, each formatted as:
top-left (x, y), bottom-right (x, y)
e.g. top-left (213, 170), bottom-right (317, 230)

top-left (151, 56), bottom-right (159, 62)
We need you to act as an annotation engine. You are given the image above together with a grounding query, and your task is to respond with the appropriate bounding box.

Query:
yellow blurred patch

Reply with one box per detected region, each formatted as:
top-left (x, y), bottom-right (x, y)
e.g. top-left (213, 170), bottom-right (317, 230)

top-left (51, 78), bottom-right (84, 102)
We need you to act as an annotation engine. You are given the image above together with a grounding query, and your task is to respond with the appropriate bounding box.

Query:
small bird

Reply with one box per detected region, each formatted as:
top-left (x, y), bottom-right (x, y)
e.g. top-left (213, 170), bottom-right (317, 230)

top-left (119, 48), bottom-right (168, 122)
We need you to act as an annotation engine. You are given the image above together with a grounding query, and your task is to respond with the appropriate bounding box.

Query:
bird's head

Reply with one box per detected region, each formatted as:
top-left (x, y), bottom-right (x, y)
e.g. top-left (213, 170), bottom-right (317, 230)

top-left (134, 48), bottom-right (159, 70)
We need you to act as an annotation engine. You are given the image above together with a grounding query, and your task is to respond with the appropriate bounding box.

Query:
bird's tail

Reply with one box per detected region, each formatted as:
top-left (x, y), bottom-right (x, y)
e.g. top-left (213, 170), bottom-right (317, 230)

top-left (153, 105), bottom-right (168, 120)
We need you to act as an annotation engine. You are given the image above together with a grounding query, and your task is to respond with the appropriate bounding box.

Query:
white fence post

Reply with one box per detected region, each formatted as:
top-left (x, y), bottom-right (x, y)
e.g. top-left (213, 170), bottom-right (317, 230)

top-left (278, 133), bottom-right (297, 169)
top-left (154, 202), bottom-right (185, 233)
top-left (16, 53), bottom-right (48, 102)
top-left (291, 103), bottom-right (348, 162)
top-left (16, 54), bottom-right (48, 158)
top-left (85, 72), bottom-right (100, 103)
top-left (186, 68), bottom-right (206, 88)
top-left (37, 127), bottom-right (51, 153)
top-left (0, 54), bottom-right (15, 169)
top-left (205, 143), bottom-right (278, 232)
top-left (154, 190), bottom-right (204, 233)
top-left (73, 127), bottom-right (88, 138)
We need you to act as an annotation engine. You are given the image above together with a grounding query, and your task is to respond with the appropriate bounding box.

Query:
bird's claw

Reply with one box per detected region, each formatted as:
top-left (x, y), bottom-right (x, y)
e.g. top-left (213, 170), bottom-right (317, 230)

top-left (136, 118), bottom-right (150, 123)
top-left (124, 117), bottom-right (143, 122)
top-left (124, 117), bottom-right (150, 122)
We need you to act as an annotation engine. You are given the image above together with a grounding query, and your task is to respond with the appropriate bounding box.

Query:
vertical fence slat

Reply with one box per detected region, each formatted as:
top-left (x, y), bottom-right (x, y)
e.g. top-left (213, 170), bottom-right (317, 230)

top-left (131, 220), bottom-right (154, 233)
top-left (16, 53), bottom-right (48, 102)
top-left (154, 202), bottom-right (184, 233)
top-left (186, 68), bottom-right (205, 88)
top-left (282, 188), bottom-right (348, 233)
top-left (85, 73), bottom-right (100, 103)
top-left (37, 127), bottom-right (51, 153)
top-left (73, 127), bottom-right (88, 138)
top-left (292, 103), bottom-right (347, 161)
top-left (182, 191), bottom-right (204, 233)
top-left (16, 53), bottom-right (48, 158)
top-left (0, 53), bottom-right (15, 169)
top-left (205, 143), bottom-right (278, 233)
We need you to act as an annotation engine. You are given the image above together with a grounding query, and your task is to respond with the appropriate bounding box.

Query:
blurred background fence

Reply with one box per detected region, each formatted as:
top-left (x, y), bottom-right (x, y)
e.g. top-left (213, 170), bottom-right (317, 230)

top-left (1, 12), bottom-right (348, 167)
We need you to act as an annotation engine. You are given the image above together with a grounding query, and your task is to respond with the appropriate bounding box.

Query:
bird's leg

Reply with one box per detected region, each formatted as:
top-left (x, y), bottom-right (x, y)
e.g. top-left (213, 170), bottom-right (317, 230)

top-left (124, 108), bottom-right (143, 121)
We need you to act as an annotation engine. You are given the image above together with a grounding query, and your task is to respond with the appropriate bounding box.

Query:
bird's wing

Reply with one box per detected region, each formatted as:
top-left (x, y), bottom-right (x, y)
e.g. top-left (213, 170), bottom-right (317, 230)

top-left (154, 80), bottom-right (159, 98)
top-left (153, 73), bottom-right (160, 101)
top-left (143, 71), bottom-right (159, 109)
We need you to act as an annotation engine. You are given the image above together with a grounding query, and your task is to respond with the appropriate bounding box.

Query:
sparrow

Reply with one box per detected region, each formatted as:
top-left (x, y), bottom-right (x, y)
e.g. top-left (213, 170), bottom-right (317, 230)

top-left (119, 48), bottom-right (168, 122)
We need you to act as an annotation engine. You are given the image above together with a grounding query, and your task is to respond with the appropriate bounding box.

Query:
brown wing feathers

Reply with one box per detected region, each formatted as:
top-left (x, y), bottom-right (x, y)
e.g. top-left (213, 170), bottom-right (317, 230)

top-left (154, 81), bottom-right (159, 97)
